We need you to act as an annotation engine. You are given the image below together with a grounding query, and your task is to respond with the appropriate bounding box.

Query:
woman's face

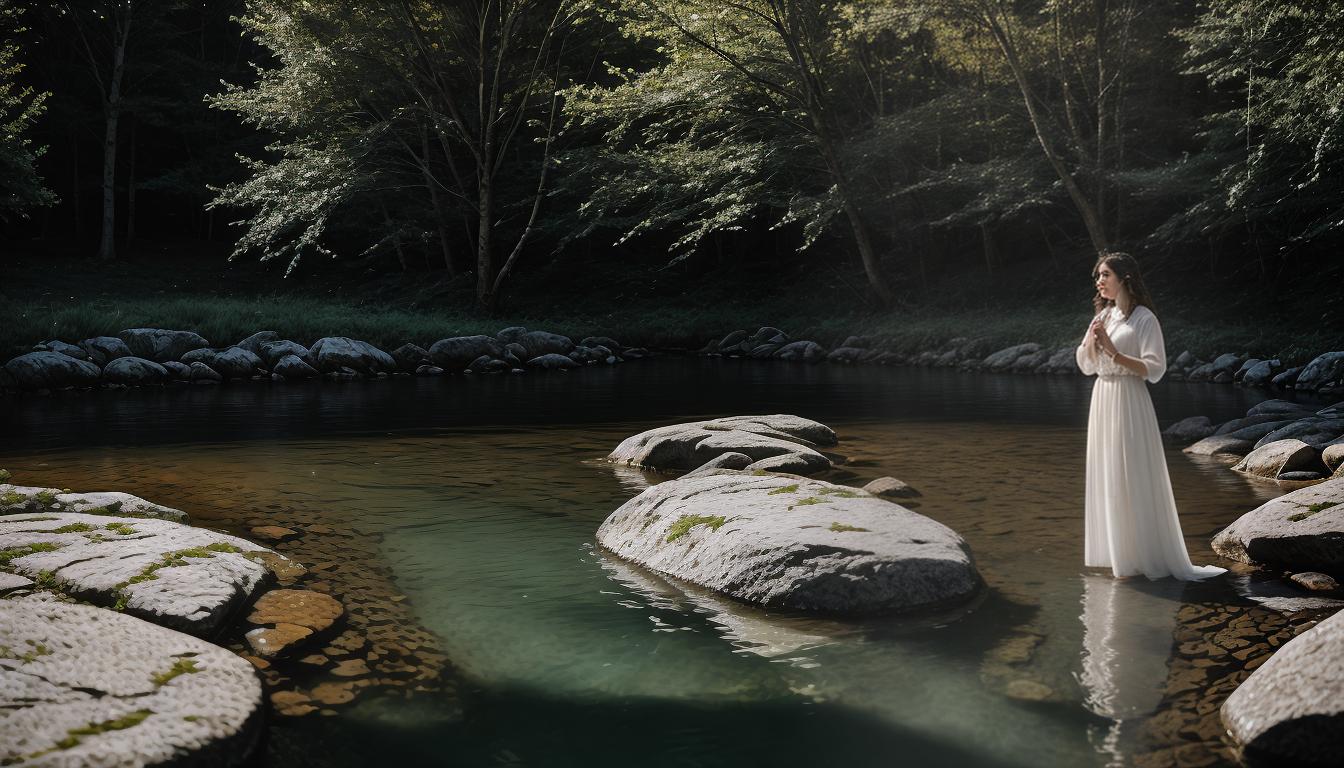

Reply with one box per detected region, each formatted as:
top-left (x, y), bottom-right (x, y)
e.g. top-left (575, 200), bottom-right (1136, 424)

top-left (1095, 262), bottom-right (1123, 300)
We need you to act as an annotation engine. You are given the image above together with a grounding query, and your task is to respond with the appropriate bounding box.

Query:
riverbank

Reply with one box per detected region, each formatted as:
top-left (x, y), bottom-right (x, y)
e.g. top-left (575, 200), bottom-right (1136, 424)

top-left (3, 243), bottom-right (1339, 365)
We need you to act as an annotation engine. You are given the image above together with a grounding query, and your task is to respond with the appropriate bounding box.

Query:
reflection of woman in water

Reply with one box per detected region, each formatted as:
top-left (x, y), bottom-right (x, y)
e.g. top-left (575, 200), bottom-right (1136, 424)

top-left (1075, 253), bottom-right (1224, 580)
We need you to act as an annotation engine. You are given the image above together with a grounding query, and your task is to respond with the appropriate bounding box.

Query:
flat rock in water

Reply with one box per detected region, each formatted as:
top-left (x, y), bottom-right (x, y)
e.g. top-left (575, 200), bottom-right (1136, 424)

top-left (235, 330), bottom-right (279, 354)
top-left (0, 512), bottom-right (293, 637)
top-left (1211, 477), bottom-right (1344, 574)
top-left (273, 354), bottom-right (319, 380)
top-left (774, 340), bottom-right (826, 363)
top-left (596, 471), bottom-right (981, 614)
top-left (1, 485), bottom-right (188, 522)
top-left (527, 353), bottom-right (579, 370)
top-left (609, 415), bottom-right (835, 475)
top-left (258, 340), bottom-right (313, 368)
top-left (683, 452), bottom-right (754, 478)
top-left (1221, 608), bottom-right (1344, 768)
top-left (2, 352), bottom-right (101, 391)
top-left (1184, 435), bottom-right (1254, 457)
top-left (1290, 572), bottom-right (1340, 592)
top-left (863, 476), bottom-right (922, 498)
top-left (117, 328), bottom-right (210, 363)
top-left (0, 598), bottom-right (263, 766)
top-left (1254, 417), bottom-right (1344, 451)
top-left (1233, 439), bottom-right (1325, 479)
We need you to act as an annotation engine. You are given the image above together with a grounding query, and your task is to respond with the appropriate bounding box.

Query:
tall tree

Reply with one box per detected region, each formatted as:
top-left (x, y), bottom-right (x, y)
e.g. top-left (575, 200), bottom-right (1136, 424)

top-left (212, 0), bottom-right (581, 311)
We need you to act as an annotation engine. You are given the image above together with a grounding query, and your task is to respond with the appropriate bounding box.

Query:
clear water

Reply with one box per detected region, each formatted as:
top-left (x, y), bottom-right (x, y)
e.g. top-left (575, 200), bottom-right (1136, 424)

top-left (0, 359), bottom-right (1304, 767)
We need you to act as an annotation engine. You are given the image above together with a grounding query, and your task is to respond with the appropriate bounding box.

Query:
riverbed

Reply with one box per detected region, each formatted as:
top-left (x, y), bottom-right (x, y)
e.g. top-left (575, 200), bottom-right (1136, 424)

top-left (0, 358), bottom-right (1314, 767)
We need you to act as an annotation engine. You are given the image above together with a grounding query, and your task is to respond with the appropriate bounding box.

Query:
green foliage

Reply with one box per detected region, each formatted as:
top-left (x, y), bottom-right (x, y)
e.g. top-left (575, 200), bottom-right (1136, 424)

top-left (828, 522), bottom-right (868, 532)
top-left (0, 542), bottom-right (62, 566)
top-left (151, 657), bottom-right (199, 686)
top-left (0, 0), bottom-right (55, 220)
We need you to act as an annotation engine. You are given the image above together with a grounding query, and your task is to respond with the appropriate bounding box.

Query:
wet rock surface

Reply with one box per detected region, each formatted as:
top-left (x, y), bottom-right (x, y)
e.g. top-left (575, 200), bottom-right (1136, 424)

top-left (0, 597), bottom-right (263, 767)
top-left (1220, 609), bottom-right (1344, 768)
top-left (0, 512), bottom-right (284, 637)
top-left (1, 484), bottom-right (188, 522)
top-left (608, 414), bottom-right (837, 475)
top-left (1212, 477), bottom-right (1344, 574)
top-left (597, 470), bottom-right (981, 614)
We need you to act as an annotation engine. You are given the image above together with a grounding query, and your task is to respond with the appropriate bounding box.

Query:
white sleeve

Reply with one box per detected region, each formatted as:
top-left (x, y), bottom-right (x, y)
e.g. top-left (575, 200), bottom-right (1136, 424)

top-left (1133, 309), bottom-right (1167, 384)
top-left (1075, 315), bottom-right (1101, 376)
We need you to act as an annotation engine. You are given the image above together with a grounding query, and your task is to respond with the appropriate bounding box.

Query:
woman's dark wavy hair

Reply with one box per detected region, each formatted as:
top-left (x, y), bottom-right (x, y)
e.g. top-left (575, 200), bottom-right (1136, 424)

top-left (1092, 251), bottom-right (1156, 317)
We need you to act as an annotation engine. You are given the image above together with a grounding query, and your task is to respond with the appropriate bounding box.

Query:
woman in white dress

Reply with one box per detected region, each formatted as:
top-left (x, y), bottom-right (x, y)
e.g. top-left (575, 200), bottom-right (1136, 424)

top-left (1076, 253), bottom-right (1225, 581)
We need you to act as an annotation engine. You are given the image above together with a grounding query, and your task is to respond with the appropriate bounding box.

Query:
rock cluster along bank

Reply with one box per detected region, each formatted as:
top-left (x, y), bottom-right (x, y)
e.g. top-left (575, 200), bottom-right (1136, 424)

top-left (698, 327), bottom-right (1344, 397)
top-left (1, 470), bottom-right (441, 765)
top-left (0, 327), bottom-right (649, 393)
top-left (1165, 399), bottom-right (1344, 484)
top-left (598, 415), bottom-right (981, 615)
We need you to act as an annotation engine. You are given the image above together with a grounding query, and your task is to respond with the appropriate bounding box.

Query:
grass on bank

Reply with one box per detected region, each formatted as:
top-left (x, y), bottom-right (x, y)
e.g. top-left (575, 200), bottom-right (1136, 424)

top-left (2, 243), bottom-right (1339, 363)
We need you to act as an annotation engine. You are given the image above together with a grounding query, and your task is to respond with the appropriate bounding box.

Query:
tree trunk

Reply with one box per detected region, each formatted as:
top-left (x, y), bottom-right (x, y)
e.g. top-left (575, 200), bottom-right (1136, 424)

top-left (476, 174), bottom-right (494, 310)
top-left (126, 115), bottom-right (137, 244)
top-left (381, 201), bottom-right (410, 272)
top-left (420, 123), bottom-right (456, 275)
top-left (984, 10), bottom-right (1109, 255)
top-left (97, 10), bottom-right (131, 262)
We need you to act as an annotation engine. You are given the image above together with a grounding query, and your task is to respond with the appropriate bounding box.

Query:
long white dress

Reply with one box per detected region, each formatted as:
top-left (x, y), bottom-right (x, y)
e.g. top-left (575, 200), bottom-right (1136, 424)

top-left (1075, 305), bottom-right (1225, 580)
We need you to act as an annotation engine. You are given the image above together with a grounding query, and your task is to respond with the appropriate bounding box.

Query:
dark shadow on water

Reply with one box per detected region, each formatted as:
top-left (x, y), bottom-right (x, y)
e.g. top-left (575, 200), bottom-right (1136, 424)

top-left (263, 683), bottom-right (1031, 768)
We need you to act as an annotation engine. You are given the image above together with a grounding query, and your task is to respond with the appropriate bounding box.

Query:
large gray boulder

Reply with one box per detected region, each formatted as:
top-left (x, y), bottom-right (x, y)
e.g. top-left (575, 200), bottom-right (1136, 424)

top-left (1183, 435), bottom-right (1254, 457)
top-left (1247, 399), bottom-right (1318, 418)
top-left (1212, 477), bottom-right (1344, 575)
top-left (527, 353), bottom-right (580, 370)
top-left (1240, 359), bottom-right (1280, 387)
top-left (429, 335), bottom-right (503, 370)
top-left (102, 356), bottom-right (169, 386)
top-left (78, 336), bottom-right (133, 366)
top-left (117, 328), bottom-right (210, 363)
top-left (309, 337), bottom-right (396, 375)
top-left (1254, 417), bottom-right (1344, 451)
top-left (0, 485), bottom-right (188, 522)
top-left (234, 330), bottom-right (279, 355)
top-left (390, 343), bottom-right (430, 372)
top-left (1221, 609), bottom-right (1344, 768)
top-left (1232, 439), bottom-right (1326, 480)
top-left (181, 347), bottom-right (266, 380)
top-left (1162, 416), bottom-right (1215, 444)
top-left (515, 330), bottom-right (574, 359)
top-left (0, 599), bottom-right (264, 767)
top-left (596, 471), bottom-right (981, 614)
top-left (272, 354), bottom-right (319, 380)
top-left (37, 340), bottom-right (90, 361)
top-left (609, 415), bottom-right (836, 475)
top-left (774, 340), bottom-right (826, 363)
top-left (1296, 352), bottom-right (1344, 392)
top-left (0, 512), bottom-right (293, 637)
top-left (2, 352), bottom-right (102, 391)
top-left (579, 336), bottom-right (624, 354)
top-left (257, 340), bottom-right (313, 369)
top-left (982, 343), bottom-right (1043, 372)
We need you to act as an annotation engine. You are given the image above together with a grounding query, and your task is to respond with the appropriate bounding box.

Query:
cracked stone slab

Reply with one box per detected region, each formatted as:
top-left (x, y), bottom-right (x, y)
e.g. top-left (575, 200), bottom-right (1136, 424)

top-left (2, 484), bottom-right (188, 523)
top-left (0, 598), bottom-right (262, 766)
top-left (596, 470), bottom-right (981, 614)
top-left (1222, 608), bottom-right (1344, 767)
top-left (1212, 477), bottom-right (1344, 574)
top-left (0, 513), bottom-right (295, 637)
top-left (608, 415), bottom-right (837, 475)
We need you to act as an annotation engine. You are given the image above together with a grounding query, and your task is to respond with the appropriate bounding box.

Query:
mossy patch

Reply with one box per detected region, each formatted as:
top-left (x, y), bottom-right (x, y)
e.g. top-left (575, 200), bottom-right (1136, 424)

top-left (105, 522), bottom-right (136, 535)
top-left (33, 490), bottom-right (60, 507)
top-left (52, 523), bottom-right (95, 534)
top-left (1, 490), bottom-right (26, 506)
top-left (666, 515), bottom-right (727, 542)
top-left (33, 569), bottom-right (59, 588)
top-left (820, 488), bottom-right (863, 498)
top-left (828, 522), bottom-right (870, 533)
top-left (0, 542), bottom-right (63, 566)
top-left (151, 657), bottom-right (200, 686)
top-left (51, 709), bottom-right (153, 751)
top-left (768, 484), bottom-right (799, 495)
top-left (1288, 500), bottom-right (1339, 522)
top-left (0, 469), bottom-right (11, 482)
top-left (0, 640), bottom-right (52, 664)
top-left (204, 542), bottom-right (240, 553)
top-left (790, 497), bottom-right (822, 508)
